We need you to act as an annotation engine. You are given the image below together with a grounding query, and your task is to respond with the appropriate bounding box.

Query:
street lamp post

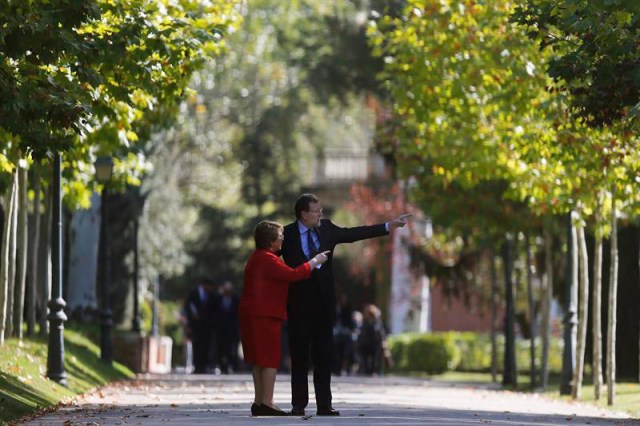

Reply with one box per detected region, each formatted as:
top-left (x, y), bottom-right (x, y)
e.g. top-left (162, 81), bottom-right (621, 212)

top-left (95, 157), bottom-right (114, 364)
top-left (47, 152), bottom-right (68, 386)
top-left (502, 233), bottom-right (517, 388)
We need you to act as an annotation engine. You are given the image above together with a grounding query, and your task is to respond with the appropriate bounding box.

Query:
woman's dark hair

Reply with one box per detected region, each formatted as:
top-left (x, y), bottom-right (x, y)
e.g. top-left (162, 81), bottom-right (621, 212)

top-left (254, 220), bottom-right (282, 249)
top-left (294, 193), bottom-right (319, 219)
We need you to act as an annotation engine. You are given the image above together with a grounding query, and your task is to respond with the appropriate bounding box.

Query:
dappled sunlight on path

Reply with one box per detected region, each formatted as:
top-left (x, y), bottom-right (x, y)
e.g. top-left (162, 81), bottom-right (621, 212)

top-left (18, 374), bottom-right (637, 425)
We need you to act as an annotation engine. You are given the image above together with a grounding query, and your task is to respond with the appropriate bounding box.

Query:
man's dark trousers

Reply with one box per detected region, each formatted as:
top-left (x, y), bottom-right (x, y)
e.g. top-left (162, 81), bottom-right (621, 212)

top-left (287, 270), bottom-right (334, 409)
top-left (282, 219), bottom-right (388, 410)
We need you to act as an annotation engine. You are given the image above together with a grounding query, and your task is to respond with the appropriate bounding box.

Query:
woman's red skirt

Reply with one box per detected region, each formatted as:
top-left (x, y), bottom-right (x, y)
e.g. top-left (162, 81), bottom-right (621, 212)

top-left (239, 315), bottom-right (282, 369)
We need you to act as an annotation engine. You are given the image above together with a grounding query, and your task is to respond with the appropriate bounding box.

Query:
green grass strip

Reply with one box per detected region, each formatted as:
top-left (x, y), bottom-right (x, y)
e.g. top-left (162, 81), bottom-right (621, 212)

top-left (0, 327), bottom-right (133, 424)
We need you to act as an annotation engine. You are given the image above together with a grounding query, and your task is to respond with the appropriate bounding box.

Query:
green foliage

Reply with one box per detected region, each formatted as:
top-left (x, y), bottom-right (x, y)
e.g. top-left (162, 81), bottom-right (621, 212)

top-left (513, 0), bottom-right (640, 128)
top-left (388, 333), bottom-right (411, 371)
top-left (510, 1), bottom-right (640, 222)
top-left (0, 0), bottom-right (99, 153)
top-left (159, 300), bottom-right (186, 367)
top-left (0, 0), bottom-right (240, 209)
top-left (452, 332), bottom-right (493, 372)
top-left (152, 0), bottom-right (400, 295)
top-left (367, 0), bottom-right (563, 246)
top-left (367, 0), bottom-right (640, 254)
top-left (275, 0), bottom-right (388, 102)
top-left (140, 299), bottom-right (153, 334)
top-left (370, 0), bottom-right (553, 186)
top-left (453, 332), bottom-right (563, 374)
top-left (388, 331), bottom-right (563, 375)
top-left (389, 332), bottom-right (460, 374)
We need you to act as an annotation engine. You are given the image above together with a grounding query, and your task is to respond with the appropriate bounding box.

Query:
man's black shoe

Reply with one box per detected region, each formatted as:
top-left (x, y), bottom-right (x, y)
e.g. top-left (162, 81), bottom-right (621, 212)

top-left (316, 407), bottom-right (340, 416)
top-left (290, 407), bottom-right (305, 416)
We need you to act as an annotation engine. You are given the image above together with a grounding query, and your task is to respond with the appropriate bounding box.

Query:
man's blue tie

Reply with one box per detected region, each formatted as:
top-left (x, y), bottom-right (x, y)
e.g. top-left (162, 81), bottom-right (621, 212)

top-left (307, 229), bottom-right (319, 259)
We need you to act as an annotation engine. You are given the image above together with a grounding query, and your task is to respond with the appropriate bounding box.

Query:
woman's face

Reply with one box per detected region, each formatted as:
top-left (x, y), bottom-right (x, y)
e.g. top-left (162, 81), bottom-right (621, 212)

top-left (270, 227), bottom-right (285, 252)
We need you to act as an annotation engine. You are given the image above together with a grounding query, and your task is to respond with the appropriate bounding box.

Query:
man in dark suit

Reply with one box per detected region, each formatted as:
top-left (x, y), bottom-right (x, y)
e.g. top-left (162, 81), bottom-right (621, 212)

top-left (281, 193), bottom-right (410, 416)
top-left (216, 281), bottom-right (239, 374)
top-left (184, 278), bottom-right (218, 374)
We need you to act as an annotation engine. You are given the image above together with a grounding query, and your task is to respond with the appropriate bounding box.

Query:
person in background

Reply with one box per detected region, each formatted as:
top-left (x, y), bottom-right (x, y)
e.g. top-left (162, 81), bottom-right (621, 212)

top-left (184, 277), bottom-right (218, 374)
top-left (357, 304), bottom-right (389, 376)
top-left (332, 294), bottom-right (355, 376)
top-left (350, 310), bottom-right (364, 375)
top-left (217, 281), bottom-right (239, 374)
top-left (239, 220), bottom-right (330, 416)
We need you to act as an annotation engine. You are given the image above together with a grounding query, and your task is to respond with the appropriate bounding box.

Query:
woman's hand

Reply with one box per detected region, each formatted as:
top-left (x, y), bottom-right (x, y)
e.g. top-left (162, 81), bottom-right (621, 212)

top-left (309, 250), bottom-right (331, 268)
top-left (314, 250), bottom-right (331, 265)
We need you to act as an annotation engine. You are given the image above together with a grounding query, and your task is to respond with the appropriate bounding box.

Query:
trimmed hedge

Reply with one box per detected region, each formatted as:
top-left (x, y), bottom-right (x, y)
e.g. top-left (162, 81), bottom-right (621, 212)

top-left (389, 333), bottom-right (460, 374)
top-left (387, 331), bottom-right (563, 375)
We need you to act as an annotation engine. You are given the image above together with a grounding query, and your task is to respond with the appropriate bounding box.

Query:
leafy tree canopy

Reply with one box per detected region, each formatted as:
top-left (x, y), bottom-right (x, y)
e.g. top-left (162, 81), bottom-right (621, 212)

top-left (513, 0), bottom-right (640, 128)
top-left (0, 0), bottom-right (239, 207)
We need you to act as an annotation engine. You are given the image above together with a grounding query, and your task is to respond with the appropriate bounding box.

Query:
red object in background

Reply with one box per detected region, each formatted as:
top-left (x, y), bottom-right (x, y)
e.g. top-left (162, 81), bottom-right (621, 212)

top-left (429, 285), bottom-right (502, 333)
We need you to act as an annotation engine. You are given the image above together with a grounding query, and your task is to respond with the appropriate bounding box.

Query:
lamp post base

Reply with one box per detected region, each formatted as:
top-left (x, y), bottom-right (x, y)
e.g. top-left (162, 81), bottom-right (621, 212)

top-left (47, 297), bottom-right (68, 387)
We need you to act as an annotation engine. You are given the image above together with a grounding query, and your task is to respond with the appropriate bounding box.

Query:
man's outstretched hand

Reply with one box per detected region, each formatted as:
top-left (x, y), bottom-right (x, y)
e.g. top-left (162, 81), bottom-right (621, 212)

top-left (389, 213), bottom-right (412, 229)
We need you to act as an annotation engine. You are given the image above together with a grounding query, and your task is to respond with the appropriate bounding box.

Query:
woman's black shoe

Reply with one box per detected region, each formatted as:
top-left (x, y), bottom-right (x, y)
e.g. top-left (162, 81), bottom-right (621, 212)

top-left (256, 404), bottom-right (289, 416)
top-left (251, 403), bottom-right (261, 416)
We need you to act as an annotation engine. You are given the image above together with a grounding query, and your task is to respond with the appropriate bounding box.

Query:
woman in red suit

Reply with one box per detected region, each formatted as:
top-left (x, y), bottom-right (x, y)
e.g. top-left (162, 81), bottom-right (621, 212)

top-left (240, 220), bottom-right (329, 416)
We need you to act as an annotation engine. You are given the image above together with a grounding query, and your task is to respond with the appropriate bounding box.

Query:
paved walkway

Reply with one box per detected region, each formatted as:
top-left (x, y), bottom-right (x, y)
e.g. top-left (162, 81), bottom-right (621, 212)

top-left (19, 374), bottom-right (639, 425)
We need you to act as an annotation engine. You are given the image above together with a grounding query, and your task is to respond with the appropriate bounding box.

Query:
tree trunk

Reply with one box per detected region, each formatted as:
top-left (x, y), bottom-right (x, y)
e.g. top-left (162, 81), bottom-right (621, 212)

top-left (502, 233), bottom-right (517, 388)
top-left (490, 246), bottom-right (498, 383)
top-left (12, 162), bottom-right (28, 339)
top-left (606, 189), bottom-right (618, 406)
top-left (0, 171), bottom-right (17, 345)
top-left (26, 172), bottom-right (41, 336)
top-left (592, 198), bottom-right (603, 400)
top-left (639, 227), bottom-right (640, 384)
top-left (572, 221), bottom-right (589, 399)
top-left (526, 234), bottom-right (536, 390)
top-left (38, 185), bottom-right (52, 337)
top-left (560, 211), bottom-right (578, 395)
top-left (540, 226), bottom-right (553, 389)
top-left (5, 170), bottom-right (18, 339)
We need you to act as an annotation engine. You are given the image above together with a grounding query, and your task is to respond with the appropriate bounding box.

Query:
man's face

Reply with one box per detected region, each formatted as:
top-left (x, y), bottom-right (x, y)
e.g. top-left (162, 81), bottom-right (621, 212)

top-left (301, 201), bottom-right (323, 228)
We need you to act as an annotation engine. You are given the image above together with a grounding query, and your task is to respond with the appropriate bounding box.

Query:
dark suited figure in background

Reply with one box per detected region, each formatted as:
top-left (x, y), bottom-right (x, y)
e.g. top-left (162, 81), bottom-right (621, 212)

top-left (217, 281), bottom-right (240, 374)
top-left (281, 193), bottom-right (410, 416)
top-left (184, 278), bottom-right (218, 374)
top-left (333, 294), bottom-right (355, 376)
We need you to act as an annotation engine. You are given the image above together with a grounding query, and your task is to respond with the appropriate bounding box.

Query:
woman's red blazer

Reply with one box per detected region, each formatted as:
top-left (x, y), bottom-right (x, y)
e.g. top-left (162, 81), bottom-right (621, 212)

top-left (239, 248), bottom-right (311, 320)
